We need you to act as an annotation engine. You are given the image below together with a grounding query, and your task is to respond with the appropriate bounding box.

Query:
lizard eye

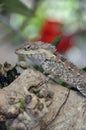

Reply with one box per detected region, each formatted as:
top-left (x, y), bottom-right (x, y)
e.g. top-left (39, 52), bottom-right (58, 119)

top-left (24, 45), bottom-right (31, 50)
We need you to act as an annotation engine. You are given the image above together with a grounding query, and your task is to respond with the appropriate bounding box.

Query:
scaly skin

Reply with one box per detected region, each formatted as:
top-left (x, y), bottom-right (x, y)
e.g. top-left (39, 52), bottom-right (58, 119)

top-left (16, 41), bottom-right (86, 97)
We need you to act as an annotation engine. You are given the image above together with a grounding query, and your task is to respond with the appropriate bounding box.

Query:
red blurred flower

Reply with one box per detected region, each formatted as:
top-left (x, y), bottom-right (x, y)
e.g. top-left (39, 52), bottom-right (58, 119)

top-left (56, 35), bottom-right (73, 53)
top-left (40, 19), bottom-right (74, 53)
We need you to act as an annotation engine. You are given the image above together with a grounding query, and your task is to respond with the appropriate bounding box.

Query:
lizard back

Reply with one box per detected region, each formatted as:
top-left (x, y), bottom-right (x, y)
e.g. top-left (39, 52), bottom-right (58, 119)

top-left (41, 53), bottom-right (86, 97)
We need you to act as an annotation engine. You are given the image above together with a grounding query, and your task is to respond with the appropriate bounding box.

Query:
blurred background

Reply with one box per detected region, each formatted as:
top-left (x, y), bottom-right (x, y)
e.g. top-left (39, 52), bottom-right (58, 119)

top-left (0, 0), bottom-right (86, 67)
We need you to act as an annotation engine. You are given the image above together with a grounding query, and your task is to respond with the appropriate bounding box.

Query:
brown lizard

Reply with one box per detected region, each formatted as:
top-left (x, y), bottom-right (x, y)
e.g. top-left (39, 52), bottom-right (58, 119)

top-left (16, 41), bottom-right (86, 97)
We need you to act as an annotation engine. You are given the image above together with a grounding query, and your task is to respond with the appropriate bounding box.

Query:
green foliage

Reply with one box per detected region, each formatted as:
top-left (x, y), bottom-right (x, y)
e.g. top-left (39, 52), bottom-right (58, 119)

top-left (18, 55), bottom-right (26, 61)
top-left (82, 67), bottom-right (86, 72)
top-left (55, 78), bottom-right (71, 88)
top-left (52, 36), bottom-right (62, 47)
top-left (0, 0), bottom-right (32, 16)
top-left (34, 65), bottom-right (44, 73)
top-left (19, 98), bottom-right (25, 109)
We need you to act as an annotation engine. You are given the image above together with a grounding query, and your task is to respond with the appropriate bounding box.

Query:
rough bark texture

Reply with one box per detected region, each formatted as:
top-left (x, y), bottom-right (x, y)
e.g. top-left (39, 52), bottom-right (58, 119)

top-left (0, 68), bottom-right (86, 130)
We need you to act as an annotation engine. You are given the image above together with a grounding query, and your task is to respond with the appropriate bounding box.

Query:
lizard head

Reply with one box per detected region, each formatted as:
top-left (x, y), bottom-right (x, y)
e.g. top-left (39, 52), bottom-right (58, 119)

top-left (16, 41), bottom-right (56, 66)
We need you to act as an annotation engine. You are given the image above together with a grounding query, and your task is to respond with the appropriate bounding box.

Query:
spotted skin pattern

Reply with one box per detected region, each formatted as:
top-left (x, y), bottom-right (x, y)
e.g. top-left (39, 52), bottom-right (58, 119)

top-left (16, 41), bottom-right (86, 97)
top-left (42, 56), bottom-right (86, 96)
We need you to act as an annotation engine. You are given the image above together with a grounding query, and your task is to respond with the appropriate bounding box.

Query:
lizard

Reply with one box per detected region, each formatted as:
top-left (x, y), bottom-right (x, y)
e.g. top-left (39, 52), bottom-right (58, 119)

top-left (15, 41), bottom-right (86, 98)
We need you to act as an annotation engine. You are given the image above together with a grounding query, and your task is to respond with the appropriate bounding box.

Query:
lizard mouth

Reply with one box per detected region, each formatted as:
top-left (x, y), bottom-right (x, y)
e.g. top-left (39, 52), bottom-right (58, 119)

top-left (15, 48), bottom-right (56, 60)
top-left (15, 48), bottom-right (30, 55)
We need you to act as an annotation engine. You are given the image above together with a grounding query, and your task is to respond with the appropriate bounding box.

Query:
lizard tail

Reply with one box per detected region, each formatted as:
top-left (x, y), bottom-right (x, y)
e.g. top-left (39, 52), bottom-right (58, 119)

top-left (77, 83), bottom-right (86, 97)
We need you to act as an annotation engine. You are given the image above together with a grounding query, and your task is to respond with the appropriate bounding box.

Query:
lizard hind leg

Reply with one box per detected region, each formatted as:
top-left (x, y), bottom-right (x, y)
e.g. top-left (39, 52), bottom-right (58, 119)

top-left (77, 83), bottom-right (86, 98)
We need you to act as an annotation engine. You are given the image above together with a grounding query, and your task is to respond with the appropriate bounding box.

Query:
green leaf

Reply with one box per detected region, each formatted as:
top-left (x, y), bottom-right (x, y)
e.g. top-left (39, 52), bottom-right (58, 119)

top-left (0, 0), bottom-right (32, 16)
top-left (18, 55), bottom-right (26, 61)
top-left (34, 65), bottom-right (44, 73)
top-left (52, 36), bottom-right (62, 47)
top-left (82, 67), bottom-right (86, 72)
top-left (19, 98), bottom-right (25, 109)
top-left (54, 78), bottom-right (72, 88)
